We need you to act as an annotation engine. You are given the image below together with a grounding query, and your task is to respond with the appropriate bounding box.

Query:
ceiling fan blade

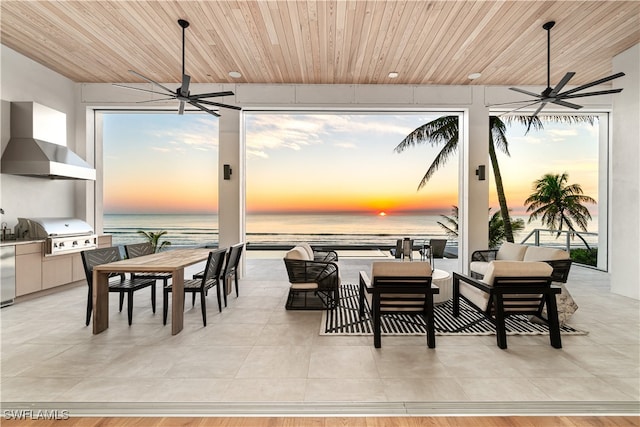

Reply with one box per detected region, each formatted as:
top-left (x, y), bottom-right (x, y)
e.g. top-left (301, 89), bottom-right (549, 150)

top-left (178, 100), bottom-right (186, 115)
top-left (509, 87), bottom-right (542, 98)
top-left (188, 101), bottom-right (221, 117)
top-left (112, 84), bottom-right (177, 98)
top-left (180, 74), bottom-right (191, 97)
top-left (549, 72), bottom-right (575, 96)
top-left (195, 99), bottom-right (242, 111)
top-left (497, 100), bottom-right (545, 116)
top-left (189, 91), bottom-right (235, 99)
top-left (550, 99), bottom-right (583, 109)
top-left (559, 72), bottom-right (626, 96)
top-left (488, 99), bottom-right (543, 107)
top-left (135, 97), bottom-right (177, 103)
top-left (560, 88), bottom-right (624, 100)
top-left (128, 70), bottom-right (175, 95)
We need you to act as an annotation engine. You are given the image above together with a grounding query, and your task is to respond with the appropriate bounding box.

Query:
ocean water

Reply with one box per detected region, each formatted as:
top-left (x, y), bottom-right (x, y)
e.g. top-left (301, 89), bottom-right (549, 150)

top-left (103, 213), bottom-right (598, 249)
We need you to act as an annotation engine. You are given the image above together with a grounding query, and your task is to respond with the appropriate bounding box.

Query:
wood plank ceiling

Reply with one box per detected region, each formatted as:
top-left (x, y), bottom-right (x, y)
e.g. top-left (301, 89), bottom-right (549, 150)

top-left (1, 1), bottom-right (639, 87)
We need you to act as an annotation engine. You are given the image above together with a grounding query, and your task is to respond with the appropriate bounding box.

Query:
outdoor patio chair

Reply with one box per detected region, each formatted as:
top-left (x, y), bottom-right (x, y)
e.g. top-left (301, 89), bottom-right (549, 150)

top-left (419, 238), bottom-right (447, 266)
top-left (283, 245), bottom-right (340, 310)
top-left (124, 242), bottom-right (172, 289)
top-left (453, 260), bottom-right (562, 349)
top-left (358, 261), bottom-right (438, 348)
top-left (163, 248), bottom-right (226, 326)
top-left (81, 246), bottom-right (156, 326)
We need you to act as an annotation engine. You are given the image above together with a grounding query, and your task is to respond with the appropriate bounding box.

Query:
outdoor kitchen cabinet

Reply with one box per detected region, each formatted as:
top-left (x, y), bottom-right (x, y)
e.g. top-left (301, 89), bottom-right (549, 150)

top-left (15, 242), bottom-right (43, 296)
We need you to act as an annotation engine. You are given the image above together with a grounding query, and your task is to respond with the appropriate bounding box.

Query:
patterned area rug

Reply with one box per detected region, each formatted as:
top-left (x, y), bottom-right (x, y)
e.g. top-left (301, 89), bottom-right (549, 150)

top-left (321, 284), bottom-right (587, 336)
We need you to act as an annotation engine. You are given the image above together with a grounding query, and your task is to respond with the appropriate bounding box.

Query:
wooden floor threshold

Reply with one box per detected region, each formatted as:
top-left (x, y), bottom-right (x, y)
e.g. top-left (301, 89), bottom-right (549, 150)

top-left (2, 416), bottom-right (640, 427)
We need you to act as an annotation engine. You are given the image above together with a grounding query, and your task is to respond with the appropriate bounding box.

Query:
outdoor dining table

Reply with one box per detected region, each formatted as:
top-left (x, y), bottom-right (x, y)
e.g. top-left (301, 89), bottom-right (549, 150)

top-left (92, 248), bottom-right (211, 335)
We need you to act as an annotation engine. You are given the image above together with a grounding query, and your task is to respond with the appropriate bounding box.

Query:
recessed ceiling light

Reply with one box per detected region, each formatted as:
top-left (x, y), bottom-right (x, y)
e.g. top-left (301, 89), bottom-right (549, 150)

top-left (229, 71), bottom-right (242, 78)
top-left (468, 72), bottom-right (482, 80)
top-left (388, 72), bottom-right (399, 79)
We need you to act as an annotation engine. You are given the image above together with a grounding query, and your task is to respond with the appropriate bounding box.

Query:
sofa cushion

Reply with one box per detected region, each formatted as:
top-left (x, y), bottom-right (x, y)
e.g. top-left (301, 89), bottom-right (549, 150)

top-left (496, 242), bottom-right (528, 261)
top-left (285, 246), bottom-right (311, 261)
top-left (523, 245), bottom-right (570, 261)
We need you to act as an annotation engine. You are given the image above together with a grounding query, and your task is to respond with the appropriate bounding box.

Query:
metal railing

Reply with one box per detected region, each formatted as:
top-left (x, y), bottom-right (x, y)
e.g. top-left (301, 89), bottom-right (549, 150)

top-left (519, 228), bottom-right (598, 251)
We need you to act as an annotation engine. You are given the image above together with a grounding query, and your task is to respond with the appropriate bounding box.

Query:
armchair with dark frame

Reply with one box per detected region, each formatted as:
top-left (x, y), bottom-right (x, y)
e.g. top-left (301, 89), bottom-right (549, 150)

top-left (359, 261), bottom-right (439, 348)
top-left (283, 246), bottom-right (340, 310)
top-left (453, 260), bottom-right (562, 349)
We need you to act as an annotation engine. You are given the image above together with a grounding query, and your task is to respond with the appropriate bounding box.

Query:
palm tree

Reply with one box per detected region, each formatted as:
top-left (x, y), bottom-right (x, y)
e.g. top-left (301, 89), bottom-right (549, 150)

top-left (437, 205), bottom-right (524, 248)
top-left (395, 115), bottom-right (594, 243)
top-left (524, 172), bottom-right (596, 248)
top-left (137, 230), bottom-right (172, 253)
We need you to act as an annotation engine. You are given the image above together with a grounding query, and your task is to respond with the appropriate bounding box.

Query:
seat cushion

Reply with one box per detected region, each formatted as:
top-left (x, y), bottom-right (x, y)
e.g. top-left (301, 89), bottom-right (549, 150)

top-left (290, 282), bottom-right (318, 290)
top-left (523, 246), bottom-right (570, 261)
top-left (284, 246), bottom-right (311, 261)
top-left (461, 261), bottom-right (553, 311)
top-left (496, 242), bottom-right (528, 261)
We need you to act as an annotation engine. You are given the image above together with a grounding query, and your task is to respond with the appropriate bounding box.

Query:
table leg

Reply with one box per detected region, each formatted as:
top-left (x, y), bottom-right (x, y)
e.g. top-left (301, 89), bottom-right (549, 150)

top-left (171, 268), bottom-right (184, 335)
top-left (92, 270), bottom-right (109, 334)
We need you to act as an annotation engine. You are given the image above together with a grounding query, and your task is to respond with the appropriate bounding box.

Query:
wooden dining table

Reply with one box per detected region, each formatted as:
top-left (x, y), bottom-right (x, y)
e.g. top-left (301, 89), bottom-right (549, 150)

top-left (92, 248), bottom-right (211, 335)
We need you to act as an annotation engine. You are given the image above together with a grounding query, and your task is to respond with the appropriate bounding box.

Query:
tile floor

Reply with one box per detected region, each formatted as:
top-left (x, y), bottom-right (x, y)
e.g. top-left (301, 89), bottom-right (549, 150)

top-left (1, 250), bottom-right (638, 416)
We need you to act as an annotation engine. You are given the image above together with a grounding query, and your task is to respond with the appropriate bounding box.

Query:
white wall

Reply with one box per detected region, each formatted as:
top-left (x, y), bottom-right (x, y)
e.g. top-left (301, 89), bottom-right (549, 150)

top-left (0, 45), bottom-right (92, 229)
top-left (611, 45), bottom-right (640, 300)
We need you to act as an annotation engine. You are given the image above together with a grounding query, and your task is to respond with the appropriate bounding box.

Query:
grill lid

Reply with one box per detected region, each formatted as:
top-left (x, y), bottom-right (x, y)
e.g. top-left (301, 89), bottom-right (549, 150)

top-left (16, 217), bottom-right (94, 239)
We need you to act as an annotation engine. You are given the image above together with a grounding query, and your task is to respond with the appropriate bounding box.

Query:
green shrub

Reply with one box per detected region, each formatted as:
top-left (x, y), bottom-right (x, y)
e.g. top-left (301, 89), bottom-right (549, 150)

top-left (570, 248), bottom-right (597, 266)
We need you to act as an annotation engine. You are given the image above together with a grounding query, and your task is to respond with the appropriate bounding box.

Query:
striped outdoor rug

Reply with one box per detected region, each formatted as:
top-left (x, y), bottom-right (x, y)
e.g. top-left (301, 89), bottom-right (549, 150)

top-left (321, 284), bottom-right (587, 336)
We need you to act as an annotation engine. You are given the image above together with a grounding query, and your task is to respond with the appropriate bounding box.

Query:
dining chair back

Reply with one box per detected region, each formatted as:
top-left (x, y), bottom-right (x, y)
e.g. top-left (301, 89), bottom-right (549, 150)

top-left (81, 246), bottom-right (156, 326)
top-left (162, 248), bottom-right (227, 326)
top-left (222, 242), bottom-right (245, 305)
top-left (124, 242), bottom-right (172, 287)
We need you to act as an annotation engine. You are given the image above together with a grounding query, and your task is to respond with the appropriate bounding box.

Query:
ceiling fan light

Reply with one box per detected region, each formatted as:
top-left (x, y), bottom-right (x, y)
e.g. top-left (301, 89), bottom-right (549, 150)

top-left (229, 71), bottom-right (242, 78)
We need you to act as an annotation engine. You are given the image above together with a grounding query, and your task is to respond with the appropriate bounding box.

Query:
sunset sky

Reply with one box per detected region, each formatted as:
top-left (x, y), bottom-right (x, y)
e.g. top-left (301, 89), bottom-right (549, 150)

top-left (102, 112), bottom-right (599, 216)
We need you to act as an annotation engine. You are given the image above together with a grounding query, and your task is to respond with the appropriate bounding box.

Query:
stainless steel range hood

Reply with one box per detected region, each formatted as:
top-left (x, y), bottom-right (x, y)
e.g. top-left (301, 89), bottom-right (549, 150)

top-left (1, 102), bottom-right (96, 180)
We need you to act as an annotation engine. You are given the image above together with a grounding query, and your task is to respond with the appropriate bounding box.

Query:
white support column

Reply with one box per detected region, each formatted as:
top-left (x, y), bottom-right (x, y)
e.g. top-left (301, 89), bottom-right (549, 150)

top-left (460, 87), bottom-right (490, 273)
top-left (611, 44), bottom-right (640, 299)
top-left (218, 109), bottom-right (245, 261)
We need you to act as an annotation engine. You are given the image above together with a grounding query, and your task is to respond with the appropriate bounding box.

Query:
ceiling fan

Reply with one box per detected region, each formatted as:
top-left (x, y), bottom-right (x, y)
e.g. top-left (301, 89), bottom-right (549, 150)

top-left (113, 19), bottom-right (241, 117)
top-left (492, 21), bottom-right (625, 120)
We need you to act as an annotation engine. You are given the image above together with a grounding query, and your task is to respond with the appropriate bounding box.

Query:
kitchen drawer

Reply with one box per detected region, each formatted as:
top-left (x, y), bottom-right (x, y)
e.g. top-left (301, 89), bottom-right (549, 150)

top-left (42, 255), bottom-right (73, 289)
top-left (15, 242), bottom-right (43, 256)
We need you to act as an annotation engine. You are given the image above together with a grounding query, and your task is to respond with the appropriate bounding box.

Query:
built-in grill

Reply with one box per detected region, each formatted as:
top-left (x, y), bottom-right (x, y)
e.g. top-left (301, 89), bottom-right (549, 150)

top-left (15, 217), bottom-right (98, 256)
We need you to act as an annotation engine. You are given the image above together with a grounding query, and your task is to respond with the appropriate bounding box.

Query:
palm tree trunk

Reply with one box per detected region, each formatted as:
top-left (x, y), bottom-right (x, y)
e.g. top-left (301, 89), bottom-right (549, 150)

top-left (488, 139), bottom-right (515, 243)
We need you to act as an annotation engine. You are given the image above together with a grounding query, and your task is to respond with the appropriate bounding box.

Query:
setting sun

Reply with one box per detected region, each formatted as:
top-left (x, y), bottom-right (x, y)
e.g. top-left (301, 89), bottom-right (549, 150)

top-left (378, 212), bottom-right (387, 216)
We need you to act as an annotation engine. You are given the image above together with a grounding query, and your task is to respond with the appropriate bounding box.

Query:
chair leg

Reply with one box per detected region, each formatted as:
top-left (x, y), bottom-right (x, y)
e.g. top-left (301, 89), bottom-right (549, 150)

top-left (127, 291), bottom-right (134, 326)
top-left (545, 292), bottom-right (562, 349)
top-left (452, 276), bottom-right (460, 317)
top-left (234, 274), bottom-right (239, 297)
top-left (425, 294), bottom-right (436, 349)
top-left (192, 292), bottom-right (196, 307)
top-left (163, 289), bottom-right (169, 325)
top-left (119, 292), bottom-right (125, 312)
top-left (151, 282), bottom-right (156, 313)
top-left (494, 294), bottom-right (507, 349)
top-left (223, 277), bottom-right (228, 307)
top-left (215, 282), bottom-right (222, 312)
top-left (86, 288), bottom-right (92, 326)
top-left (200, 291), bottom-right (207, 326)
top-left (373, 294), bottom-right (382, 348)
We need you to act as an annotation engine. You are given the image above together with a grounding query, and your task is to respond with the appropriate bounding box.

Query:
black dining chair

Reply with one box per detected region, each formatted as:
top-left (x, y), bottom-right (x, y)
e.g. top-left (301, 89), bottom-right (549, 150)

top-left (163, 248), bottom-right (227, 327)
top-left (124, 242), bottom-right (171, 289)
top-left (81, 246), bottom-right (156, 326)
top-left (193, 242), bottom-right (244, 307)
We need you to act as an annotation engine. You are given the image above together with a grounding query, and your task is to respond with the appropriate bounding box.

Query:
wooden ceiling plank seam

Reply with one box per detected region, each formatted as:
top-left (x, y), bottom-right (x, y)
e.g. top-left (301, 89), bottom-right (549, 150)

top-left (421, 1), bottom-right (488, 84)
top-left (345, 0), bottom-right (371, 84)
top-left (354, 0), bottom-right (387, 84)
top-left (244, 0), bottom-right (286, 83)
top-left (339, 1), bottom-right (360, 83)
top-left (269, 1), bottom-right (300, 83)
top-left (305, 0), bottom-right (323, 84)
top-left (287, 0), bottom-right (310, 83)
top-left (362, 0), bottom-right (397, 84)
top-left (409, 1), bottom-right (468, 84)
top-left (233, 1), bottom-right (279, 83)
top-left (378, 1), bottom-right (421, 84)
top-left (324, 0), bottom-right (337, 84)
top-left (385, 0), bottom-right (425, 84)
top-left (333, 0), bottom-right (348, 83)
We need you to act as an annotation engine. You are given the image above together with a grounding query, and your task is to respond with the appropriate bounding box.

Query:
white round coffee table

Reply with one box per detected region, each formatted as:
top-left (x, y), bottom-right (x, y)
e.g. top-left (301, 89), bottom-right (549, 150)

top-left (432, 269), bottom-right (452, 304)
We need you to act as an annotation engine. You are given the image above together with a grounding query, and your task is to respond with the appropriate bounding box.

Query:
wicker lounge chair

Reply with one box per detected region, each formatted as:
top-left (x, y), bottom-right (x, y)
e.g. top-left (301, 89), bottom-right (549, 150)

top-left (283, 245), bottom-right (340, 310)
